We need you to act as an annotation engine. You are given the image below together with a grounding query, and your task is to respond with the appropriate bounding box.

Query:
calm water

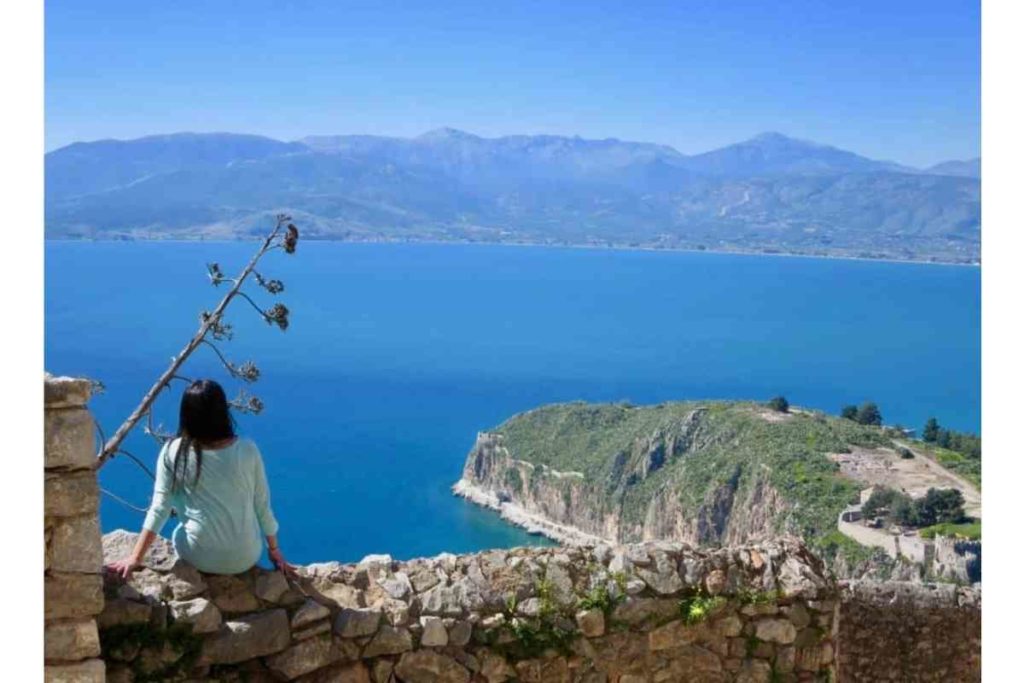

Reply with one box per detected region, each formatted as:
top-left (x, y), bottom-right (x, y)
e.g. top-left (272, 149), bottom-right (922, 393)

top-left (45, 241), bottom-right (980, 563)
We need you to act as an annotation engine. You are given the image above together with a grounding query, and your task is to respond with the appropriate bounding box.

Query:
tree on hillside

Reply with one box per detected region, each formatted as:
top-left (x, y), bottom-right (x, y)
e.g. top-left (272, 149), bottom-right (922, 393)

top-left (840, 405), bottom-right (859, 421)
top-left (856, 402), bottom-right (883, 426)
top-left (922, 417), bottom-right (940, 443)
top-left (916, 488), bottom-right (966, 526)
top-left (767, 396), bottom-right (789, 413)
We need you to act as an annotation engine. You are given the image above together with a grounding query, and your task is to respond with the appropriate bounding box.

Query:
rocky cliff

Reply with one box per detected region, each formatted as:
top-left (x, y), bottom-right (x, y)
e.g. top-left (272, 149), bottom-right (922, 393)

top-left (455, 401), bottom-right (901, 577)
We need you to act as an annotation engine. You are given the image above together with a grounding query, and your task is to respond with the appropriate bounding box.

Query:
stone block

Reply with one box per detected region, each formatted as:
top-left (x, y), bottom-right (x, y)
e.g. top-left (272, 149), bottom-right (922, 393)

top-left (334, 607), bottom-right (381, 638)
top-left (362, 625), bottom-right (413, 657)
top-left (45, 471), bottom-right (100, 518)
top-left (48, 515), bottom-right (103, 574)
top-left (45, 408), bottom-right (94, 470)
top-left (97, 598), bottom-right (152, 629)
top-left (43, 658), bottom-right (105, 683)
top-left (44, 619), bottom-right (101, 662)
top-left (169, 597), bottom-right (222, 634)
top-left (199, 608), bottom-right (291, 665)
top-left (206, 573), bottom-right (256, 612)
top-left (292, 598), bottom-right (331, 629)
top-left (395, 650), bottom-right (470, 683)
top-left (45, 375), bottom-right (93, 409)
top-left (265, 634), bottom-right (341, 680)
top-left (45, 572), bottom-right (104, 621)
top-left (254, 569), bottom-right (290, 603)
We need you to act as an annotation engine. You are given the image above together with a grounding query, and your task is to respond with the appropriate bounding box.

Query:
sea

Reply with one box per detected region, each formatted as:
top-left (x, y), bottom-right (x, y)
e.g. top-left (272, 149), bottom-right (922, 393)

top-left (45, 241), bottom-right (981, 564)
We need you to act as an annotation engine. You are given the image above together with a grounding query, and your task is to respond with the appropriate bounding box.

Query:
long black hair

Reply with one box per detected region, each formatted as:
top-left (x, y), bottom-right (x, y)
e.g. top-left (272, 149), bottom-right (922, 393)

top-left (168, 379), bottom-right (236, 492)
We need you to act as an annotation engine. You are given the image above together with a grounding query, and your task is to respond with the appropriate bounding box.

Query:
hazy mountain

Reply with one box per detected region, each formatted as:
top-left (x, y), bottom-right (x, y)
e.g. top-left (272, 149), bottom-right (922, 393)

top-left (677, 132), bottom-right (913, 177)
top-left (925, 158), bottom-right (981, 179)
top-left (44, 130), bottom-right (981, 262)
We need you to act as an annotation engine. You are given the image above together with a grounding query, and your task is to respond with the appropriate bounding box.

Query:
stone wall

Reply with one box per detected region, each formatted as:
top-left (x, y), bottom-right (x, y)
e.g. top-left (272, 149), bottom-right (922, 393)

top-left (100, 533), bottom-right (838, 682)
top-left (45, 375), bottom-right (106, 682)
top-left (836, 581), bottom-right (981, 682)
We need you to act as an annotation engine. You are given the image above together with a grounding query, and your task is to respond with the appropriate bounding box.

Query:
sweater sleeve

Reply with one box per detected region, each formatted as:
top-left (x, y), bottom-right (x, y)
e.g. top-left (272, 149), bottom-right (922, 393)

top-left (252, 442), bottom-right (280, 536)
top-left (142, 440), bottom-right (175, 534)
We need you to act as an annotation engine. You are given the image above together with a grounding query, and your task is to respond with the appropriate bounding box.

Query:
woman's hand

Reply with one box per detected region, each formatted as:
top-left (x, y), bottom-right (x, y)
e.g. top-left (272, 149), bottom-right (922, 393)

top-left (106, 558), bottom-right (141, 580)
top-left (268, 546), bottom-right (296, 577)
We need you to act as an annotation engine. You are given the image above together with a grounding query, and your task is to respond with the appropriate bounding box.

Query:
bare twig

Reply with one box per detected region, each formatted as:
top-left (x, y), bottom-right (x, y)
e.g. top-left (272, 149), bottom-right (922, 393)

top-left (100, 488), bottom-right (150, 514)
top-left (96, 215), bottom-right (296, 468)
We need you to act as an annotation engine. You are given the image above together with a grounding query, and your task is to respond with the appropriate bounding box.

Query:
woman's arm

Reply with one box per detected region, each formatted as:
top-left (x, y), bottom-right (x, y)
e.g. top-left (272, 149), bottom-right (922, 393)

top-left (253, 445), bottom-right (294, 574)
top-left (106, 441), bottom-right (174, 579)
top-left (108, 529), bottom-right (158, 579)
top-left (265, 533), bottom-right (296, 576)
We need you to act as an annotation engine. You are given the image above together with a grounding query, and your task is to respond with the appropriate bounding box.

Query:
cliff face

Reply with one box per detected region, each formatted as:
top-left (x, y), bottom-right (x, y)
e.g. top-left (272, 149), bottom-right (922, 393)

top-left (459, 423), bottom-right (789, 548)
top-left (455, 401), bottom-right (903, 575)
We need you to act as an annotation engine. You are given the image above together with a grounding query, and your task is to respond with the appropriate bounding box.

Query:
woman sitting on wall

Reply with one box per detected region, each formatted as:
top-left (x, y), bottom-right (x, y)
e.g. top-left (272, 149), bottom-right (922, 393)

top-left (106, 379), bottom-right (293, 578)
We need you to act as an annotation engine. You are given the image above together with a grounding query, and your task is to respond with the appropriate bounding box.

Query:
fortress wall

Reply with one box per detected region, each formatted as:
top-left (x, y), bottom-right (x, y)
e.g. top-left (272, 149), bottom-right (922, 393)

top-left (44, 375), bottom-right (106, 682)
top-left (99, 532), bottom-right (839, 682)
top-left (837, 581), bottom-right (981, 682)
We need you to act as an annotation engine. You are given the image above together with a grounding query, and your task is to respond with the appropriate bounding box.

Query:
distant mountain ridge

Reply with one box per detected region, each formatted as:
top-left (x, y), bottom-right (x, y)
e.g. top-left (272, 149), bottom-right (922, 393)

top-left (45, 129), bottom-right (981, 263)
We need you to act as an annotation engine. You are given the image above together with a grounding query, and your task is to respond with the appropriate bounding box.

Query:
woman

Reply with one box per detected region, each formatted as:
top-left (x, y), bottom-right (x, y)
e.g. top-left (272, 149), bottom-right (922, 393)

top-left (106, 379), bottom-right (293, 578)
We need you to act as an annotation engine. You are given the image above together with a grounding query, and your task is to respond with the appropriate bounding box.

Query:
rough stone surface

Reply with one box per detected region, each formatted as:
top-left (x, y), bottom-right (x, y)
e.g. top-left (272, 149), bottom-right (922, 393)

top-left (44, 620), bottom-right (101, 662)
top-left (362, 625), bottom-right (413, 657)
top-left (265, 635), bottom-right (341, 680)
top-left (395, 650), bottom-right (470, 683)
top-left (837, 580), bottom-right (981, 682)
top-left (206, 573), bottom-right (258, 613)
top-left (420, 615), bottom-right (449, 647)
top-left (48, 515), bottom-right (104, 574)
top-left (335, 607), bottom-right (382, 638)
top-left (43, 658), bottom-right (105, 683)
top-left (292, 598), bottom-right (331, 629)
top-left (254, 569), bottom-right (291, 603)
top-left (44, 408), bottom-right (94, 470)
top-left (200, 609), bottom-right (291, 665)
top-left (169, 597), bottom-right (222, 634)
top-left (45, 471), bottom-right (100, 518)
top-left (45, 374), bottom-right (94, 408)
top-left (46, 572), bottom-right (104, 621)
top-left (575, 608), bottom-right (605, 638)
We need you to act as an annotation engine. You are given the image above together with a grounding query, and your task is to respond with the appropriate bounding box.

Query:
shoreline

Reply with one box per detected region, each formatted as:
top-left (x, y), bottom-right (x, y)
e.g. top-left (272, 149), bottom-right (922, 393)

top-left (44, 235), bottom-right (981, 268)
top-left (451, 478), bottom-right (610, 548)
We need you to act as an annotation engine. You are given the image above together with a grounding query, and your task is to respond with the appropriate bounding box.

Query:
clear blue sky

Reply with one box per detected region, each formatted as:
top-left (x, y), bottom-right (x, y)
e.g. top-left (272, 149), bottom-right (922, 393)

top-left (45, 0), bottom-right (979, 167)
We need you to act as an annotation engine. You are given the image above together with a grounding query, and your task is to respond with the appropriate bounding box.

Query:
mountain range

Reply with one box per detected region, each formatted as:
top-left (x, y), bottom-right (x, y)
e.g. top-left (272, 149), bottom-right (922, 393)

top-left (45, 129), bottom-right (981, 262)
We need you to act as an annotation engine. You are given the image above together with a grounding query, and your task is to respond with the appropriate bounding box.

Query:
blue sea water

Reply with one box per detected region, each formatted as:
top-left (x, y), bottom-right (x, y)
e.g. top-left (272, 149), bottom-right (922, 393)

top-left (45, 241), bottom-right (980, 564)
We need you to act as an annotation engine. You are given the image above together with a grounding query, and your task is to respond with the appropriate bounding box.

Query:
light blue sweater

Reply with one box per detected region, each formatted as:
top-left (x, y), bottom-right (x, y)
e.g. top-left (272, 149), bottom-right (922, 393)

top-left (143, 437), bottom-right (279, 575)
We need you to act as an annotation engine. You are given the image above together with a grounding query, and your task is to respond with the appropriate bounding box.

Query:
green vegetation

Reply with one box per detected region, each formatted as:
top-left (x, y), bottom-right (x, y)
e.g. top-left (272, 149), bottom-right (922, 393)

top-left (501, 574), bottom-right (575, 659)
top-left (576, 582), bottom-right (620, 615)
top-left (862, 486), bottom-right (967, 528)
top-left (921, 417), bottom-right (981, 460)
top-left (493, 400), bottom-right (895, 551)
top-left (678, 592), bottom-right (727, 625)
top-left (919, 521), bottom-right (981, 540)
top-left (815, 530), bottom-right (885, 566)
top-left (503, 468), bottom-right (524, 495)
top-left (916, 443), bottom-right (981, 489)
top-left (767, 396), bottom-right (789, 413)
top-left (841, 401), bottom-right (882, 426)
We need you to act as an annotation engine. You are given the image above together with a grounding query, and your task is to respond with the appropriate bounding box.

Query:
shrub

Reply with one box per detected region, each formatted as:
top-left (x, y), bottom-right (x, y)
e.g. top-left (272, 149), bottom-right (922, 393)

top-left (855, 402), bottom-right (883, 426)
top-left (767, 396), bottom-right (790, 413)
top-left (840, 405), bottom-right (859, 421)
top-left (898, 447), bottom-right (914, 459)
